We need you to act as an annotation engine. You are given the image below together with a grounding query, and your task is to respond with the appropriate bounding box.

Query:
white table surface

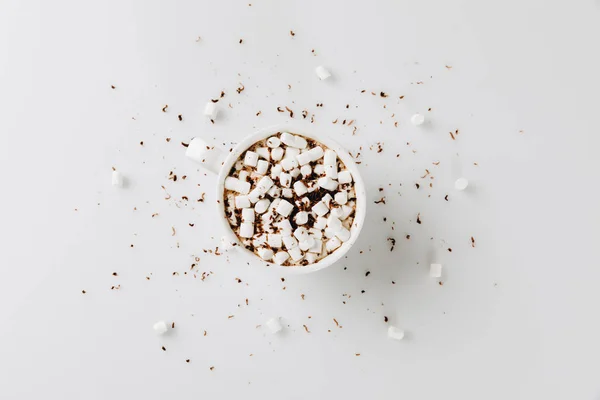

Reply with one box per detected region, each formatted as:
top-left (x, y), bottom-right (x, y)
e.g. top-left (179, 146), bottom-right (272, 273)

top-left (2, 1), bottom-right (600, 399)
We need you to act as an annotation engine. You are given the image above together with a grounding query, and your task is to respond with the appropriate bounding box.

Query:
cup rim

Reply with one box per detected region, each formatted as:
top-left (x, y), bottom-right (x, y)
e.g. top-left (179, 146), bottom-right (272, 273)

top-left (216, 121), bottom-right (367, 274)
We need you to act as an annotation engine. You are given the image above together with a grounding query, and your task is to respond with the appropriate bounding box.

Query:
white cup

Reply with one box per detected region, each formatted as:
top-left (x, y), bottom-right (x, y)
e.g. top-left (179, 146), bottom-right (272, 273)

top-left (187, 122), bottom-right (367, 274)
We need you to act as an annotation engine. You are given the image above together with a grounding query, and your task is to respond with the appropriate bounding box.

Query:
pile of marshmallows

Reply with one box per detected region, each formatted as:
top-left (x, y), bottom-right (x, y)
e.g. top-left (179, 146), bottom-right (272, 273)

top-left (224, 132), bottom-right (356, 266)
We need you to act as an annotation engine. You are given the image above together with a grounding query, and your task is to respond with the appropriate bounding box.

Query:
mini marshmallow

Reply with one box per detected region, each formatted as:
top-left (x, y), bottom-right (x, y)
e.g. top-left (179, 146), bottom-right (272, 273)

top-left (235, 195), bottom-right (251, 209)
top-left (253, 233), bottom-right (267, 247)
top-left (326, 236), bottom-right (342, 252)
top-left (255, 147), bottom-right (270, 160)
top-left (388, 326), bottom-right (405, 341)
top-left (455, 178), bottom-right (469, 191)
top-left (296, 152), bottom-right (312, 166)
top-left (256, 176), bottom-right (274, 194)
top-left (288, 246), bottom-right (304, 261)
top-left (335, 227), bottom-right (351, 242)
top-left (242, 208), bottom-right (255, 223)
top-left (300, 164), bottom-right (312, 176)
top-left (112, 170), bottom-right (124, 187)
top-left (338, 170), bottom-right (353, 184)
top-left (305, 253), bottom-right (318, 264)
top-left (299, 236), bottom-right (315, 251)
top-left (225, 177), bottom-right (251, 194)
top-left (280, 157), bottom-right (298, 171)
top-left (314, 217), bottom-right (327, 230)
top-left (347, 188), bottom-right (356, 199)
top-left (411, 113), bottom-right (425, 126)
top-left (204, 102), bottom-right (219, 119)
top-left (234, 160), bottom-right (244, 170)
top-left (271, 147), bottom-right (284, 161)
top-left (266, 137), bottom-right (281, 148)
top-left (153, 320), bottom-right (169, 335)
top-left (312, 201), bottom-right (329, 217)
top-left (293, 181), bottom-right (308, 196)
top-left (323, 149), bottom-right (337, 166)
top-left (322, 193), bottom-right (333, 207)
top-left (330, 207), bottom-right (344, 219)
top-left (257, 247), bottom-right (274, 261)
top-left (309, 239), bottom-right (322, 254)
top-left (327, 215), bottom-right (343, 232)
top-left (295, 136), bottom-right (307, 149)
top-left (325, 164), bottom-right (338, 179)
top-left (239, 222), bottom-right (254, 238)
top-left (255, 199), bottom-right (270, 214)
top-left (334, 191), bottom-right (348, 205)
top-left (293, 227), bottom-right (309, 242)
top-left (248, 188), bottom-right (262, 203)
top-left (429, 263), bottom-right (442, 278)
top-left (285, 147), bottom-right (301, 159)
top-left (256, 160), bottom-right (269, 175)
top-left (267, 234), bottom-right (282, 248)
top-left (273, 251), bottom-right (290, 265)
top-left (295, 211), bottom-right (309, 225)
top-left (244, 151), bottom-right (259, 167)
top-left (315, 65), bottom-right (332, 80)
top-left (324, 227), bottom-right (336, 238)
top-left (290, 168), bottom-right (301, 178)
top-left (314, 164), bottom-right (325, 175)
top-left (276, 199), bottom-right (294, 217)
top-left (270, 164), bottom-right (283, 179)
top-left (307, 146), bottom-right (324, 162)
top-left (279, 172), bottom-right (292, 188)
top-left (308, 228), bottom-right (323, 240)
top-left (318, 177), bottom-right (338, 191)
top-left (282, 235), bottom-right (298, 249)
top-left (341, 205), bottom-right (354, 220)
top-left (265, 317), bottom-right (283, 333)
top-left (282, 188), bottom-right (293, 198)
top-left (280, 132), bottom-right (298, 147)
top-left (267, 186), bottom-right (281, 198)
top-left (239, 170), bottom-right (249, 181)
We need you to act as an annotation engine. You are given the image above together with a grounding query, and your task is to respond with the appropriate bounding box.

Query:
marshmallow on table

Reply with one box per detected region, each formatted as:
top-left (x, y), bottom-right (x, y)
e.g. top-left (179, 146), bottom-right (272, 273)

top-left (335, 227), bottom-right (351, 242)
top-left (276, 199), bottom-right (294, 217)
top-left (280, 157), bottom-right (298, 171)
top-left (257, 247), bottom-right (274, 261)
top-left (267, 186), bottom-right (281, 198)
top-left (204, 102), bottom-right (218, 119)
top-left (411, 113), bottom-right (425, 126)
top-left (288, 246), bottom-right (304, 261)
top-left (256, 160), bottom-right (269, 175)
top-left (334, 191), bottom-right (348, 205)
top-left (271, 147), bottom-right (284, 161)
top-left (285, 147), bottom-right (300, 160)
top-left (312, 201), bottom-right (329, 217)
top-left (324, 149), bottom-right (337, 166)
top-left (242, 208), bottom-right (255, 223)
top-left (293, 227), bottom-right (309, 242)
top-left (295, 211), bottom-right (309, 225)
top-left (273, 251), bottom-right (290, 265)
top-left (282, 188), bottom-right (293, 198)
top-left (293, 181), bottom-right (308, 196)
top-left (270, 164), bottom-right (283, 179)
top-left (235, 195), bottom-right (251, 209)
top-left (282, 235), bottom-right (298, 250)
top-left (256, 176), bottom-right (274, 194)
top-left (265, 317), bottom-right (283, 334)
top-left (324, 164), bottom-right (338, 179)
top-left (388, 326), bottom-right (405, 341)
top-left (309, 238), bottom-right (322, 253)
top-left (266, 137), bottom-right (281, 148)
top-left (338, 170), bottom-right (353, 184)
top-left (318, 177), bottom-right (338, 191)
top-left (276, 219), bottom-right (292, 234)
top-left (429, 263), bottom-right (442, 278)
top-left (244, 151), bottom-right (259, 167)
top-left (267, 234), bottom-right (282, 248)
top-left (112, 170), bottom-right (124, 187)
top-left (225, 177), bottom-right (251, 194)
top-left (300, 164), bottom-right (312, 176)
top-left (455, 178), bottom-right (469, 191)
top-left (326, 236), bottom-right (342, 252)
top-left (315, 66), bottom-right (331, 80)
top-left (248, 188), bottom-right (262, 203)
top-left (255, 147), bottom-right (270, 160)
top-left (279, 172), bottom-right (292, 187)
top-left (239, 222), bottom-right (254, 238)
top-left (153, 320), bottom-right (168, 335)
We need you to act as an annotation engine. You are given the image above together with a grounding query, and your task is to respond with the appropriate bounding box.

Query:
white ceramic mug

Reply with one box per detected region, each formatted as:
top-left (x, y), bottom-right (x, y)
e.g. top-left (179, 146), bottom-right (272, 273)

top-left (187, 121), bottom-right (367, 274)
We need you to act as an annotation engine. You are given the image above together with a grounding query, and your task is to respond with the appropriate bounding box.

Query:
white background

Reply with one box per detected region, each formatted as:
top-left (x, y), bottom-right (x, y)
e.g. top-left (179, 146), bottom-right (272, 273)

top-left (1, 1), bottom-right (600, 399)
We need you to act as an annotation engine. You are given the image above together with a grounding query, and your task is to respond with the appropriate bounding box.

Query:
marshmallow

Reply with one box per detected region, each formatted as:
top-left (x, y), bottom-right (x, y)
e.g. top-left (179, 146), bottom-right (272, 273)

top-left (282, 188), bottom-right (293, 198)
top-left (271, 147), bottom-right (284, 161)
top-left (112, 170), bottom-right (124, 187)
top-left (279, 172), bottom-right (292, 187)
top-left (239, 222), bottom-right (254, 238)
top-left (327, 215), bottom-right (343, 232)
top-left (266, 137), bottom-right (281, 148)
top-left (293, 181), bottom-right (308, 196)
top-left (455, 178), bottom-right (469, 191)
top-left (347, 188), bottom-right (356, 199)
top-left (324, 227), bottom-right (336, 238)
top-left (244, 151), bottom-right (259, 167)
top-left (294, 227), bottom-right (309, 242)
top-left (341, 205), bottom-right (354, 220)
top-left (295, 211), bottom-right (309, 225)
top-left (280, 132), bottom-right (297, 147)
top-left (324, 149), bottom-right (337, 166)
top-left (305, 253), bottom-right (318, 264)
top-left (322, 193), bottom-right (333, 207)
top-left (312, 201), bottom-right (329, 217)
top-left (239, 170), bottom-right (249, 181)
top-left (225, 177), bottom-right (251, 194)
top-left (314, 164), bottom-right (325, 175)
top-left (388, 326), bottom-right (405, 341)
top-left (285, 147), bottom-right (300, 159)
top-left (153, 320), bottom-right (169, 335)
top-left (273, 251), bottom-right (290, 265)
top-left (315, 65), bottom-right (331, 80)
top-left (235, 195), bottom-right (251, 209)
top-left (299, 236), bottom-right (315, 251)
top-left (334, 191), bottom-right (348, 205)
top-left (282, 235), bottom-right (298, 250)
top-left (307, 146), bottom-right (324, 162)
top-left (204, 102), bottom-right (218, 119)
top-left (338, 170), bottom-right (353, 184)
top-left (309, 239), bottom-right (322, 254)
top-left (253, 233), bottom-right (267, 247)
top-left (330, 207), bottom-right (344, 219)
top-left (265, 317), bottom-right (283, 333)
top-left (411, 113), bottom-right (425, 126)
top-left (234, 160), bottom-right (244, 170)
top-left (256, 160), bottom-right (269, 175)
top-left (248, 189), bottom-right (262, 203)
top-left (267, 234), bottom-right (282, 248)
top-left (326, 236), bottom-right (342, 252)
top-left (267, 186), bottom-right (281, 198)
top-left (318, 177), bottom-right (338, 191)
top-left (324, 164), bottom-right (338, 179)
top-left (429, 263), bottom-right (442, 278)
top-left (276, 218), bottom-right (293, 234)
top-left (255, 199), bottom-right (271, 214)
top-left (297, 151), bottom-right (313, 166)
top-left (270, 164), bottom-right (283, 179)
top-left (288, 246), bottom-right (304, 261)
top-left (276, 200), bottom-right (294, 217)
top-left (290, 168), bottom-right (301, 178)
top-left (308, 228), bottom-right (323, 240)
top-left (255, 147), bottom-right (270, 160)
top-left (257, 247), bottom-right (274, 261)
top-left (280, 157), bottom-right (298, 171)
top-left (335, 227), bottom-right (351, 242)
top-left (300, 164), bottom-right (312, 176)
top-left (295, 136), bottom-right (307, 149)
top-left (314, 217), bottom-right (327, 230)
top-left (256, 176), bottom-right (274, 194)
top-left (242, 208), bottom-right (255, 223)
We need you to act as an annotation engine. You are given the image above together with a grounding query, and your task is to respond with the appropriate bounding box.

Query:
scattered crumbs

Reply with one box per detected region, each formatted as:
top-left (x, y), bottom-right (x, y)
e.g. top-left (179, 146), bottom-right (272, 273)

top-left (439, 281), bottom-right (444, 286)
top-left (236, 83), bottom-right (245, 94)
top-left (171, 227), bottom-right (176, 236)
top-left (256, 111), bottom-right (262, 116)
top-left (384, 316), bottom-right (388, 323)
top-left (445, 65), bottom-right (452, 69)
top-left (204, 330), bottom-right (207, 336)
top-left (235, 277), bottom-right (242, 283)
top-left (277, 106), bottom-right (284, 113)
top-left (365, 271), bottom-right (371, 277)
top-left (332, 118), bottom-right (338, 124)
top-left (130, 244), bottom-right (134, 248)
top-left (374, 197), bottom-right (386, 204)
top-left (361, 290), bottom-right (365, 294)
top-left (81, 290), bottom-right (86, 294)
top-left (139, 141), bottom-right (144, 146)
top-left (110, 85), bottom-right (116, 89)
top-left (239, 39), bottom-right (243, 44)
top-left (186, 359), bottom-right (190, 363)
top-left (210, 366), bottom-right (214, 371)
top-left (471, 236), bottom-right (476, 247)
top-left (432, 161), bottom-right (440, 165)
top-left (161, 346), bottom-right (166, 351)
top-left (245, 298), bottom-right (249, 306)
top-left (285, 106), bottom-right (294, 118)
top-left (333, 318), bottom-right (339, 327)
top-left (280, 277), bottom-right (285, 282)
top-left (406, 234), bottom-right (411, 240)
top-left (171, 322), bottom-right (175, 329)
top-left (387, 237), bottom-right (396, 252)
top-left (196, 36), bottom-right (201, 42)
top-left (391, 281), bottom-right (396, 284)
top-left (474, 162), bottom-right (479, 166)
top-left (415, 183), bottom-right (420, 189)
top-left (416, 213), bottom-right (422, 224)
top-left (445, 195), bottom-right (449, 201)
top-left (178, 114), bottom-right (183, 121)
top-left (181, 141), bottom-right (189, 147)
top-left (290, 30), bottom-right (295, 37)
top-left (112, 272), bottom-right (118, 276)
top-left (311, 49), bottom-right (315, 55)
top-left (380, 92), bottom-right (388, 98)
top-left (303, 325), bottom-right (310, 333)
top-left (162, 105), bottom-right (168, 112)
top-left (399, 95), bottom-right (405, 99)
top-left (449, 131), bottom-right (456, 140)
top-left (198, 193), bottom-right (206, 202)
top-left (448, 248), bottom-right (452, 252)
top-left (355, 353), bottom-right (361, 357)
top-left (228, 315), bottom-right (234, 319)
top-left (301, 294), bottom-right (305, 300)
